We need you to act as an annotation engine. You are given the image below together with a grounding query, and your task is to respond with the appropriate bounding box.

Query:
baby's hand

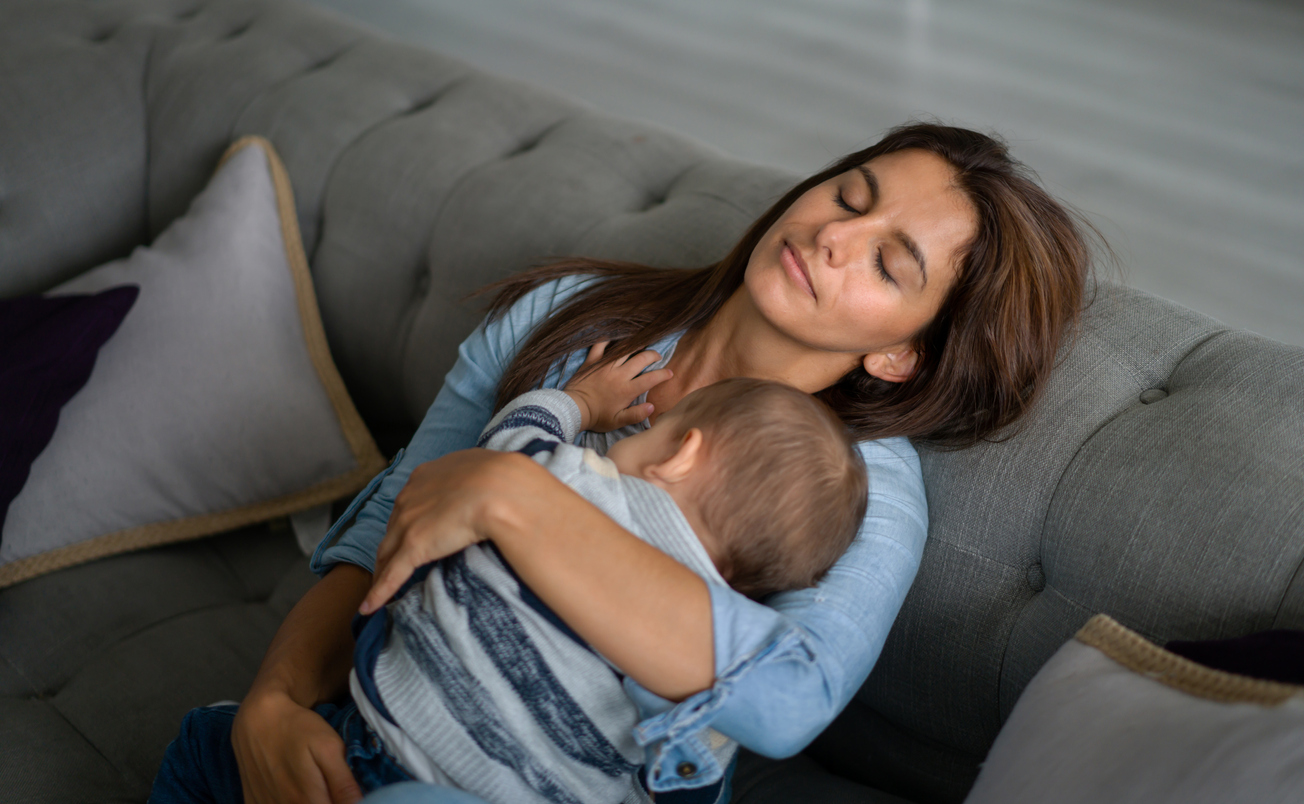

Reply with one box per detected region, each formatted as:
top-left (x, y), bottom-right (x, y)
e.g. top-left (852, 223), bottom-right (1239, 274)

top-left (565, 341), bottom-right (673, 432)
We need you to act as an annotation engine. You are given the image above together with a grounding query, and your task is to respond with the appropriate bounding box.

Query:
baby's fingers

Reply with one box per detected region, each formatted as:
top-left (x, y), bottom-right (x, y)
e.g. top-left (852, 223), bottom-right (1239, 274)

top-left (583, 341), bottom-right (610, 366)
top-left (616, 349), bottom-right (663, 376)
top-left (632, 367), bottom-right (674, 395)
top-left (612, 402), bottom-right (656, 429)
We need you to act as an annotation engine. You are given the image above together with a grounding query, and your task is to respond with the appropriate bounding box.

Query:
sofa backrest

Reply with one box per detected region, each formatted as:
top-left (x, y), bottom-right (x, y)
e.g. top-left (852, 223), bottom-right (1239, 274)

top-left (4, 2), bottom-right (1302, 802)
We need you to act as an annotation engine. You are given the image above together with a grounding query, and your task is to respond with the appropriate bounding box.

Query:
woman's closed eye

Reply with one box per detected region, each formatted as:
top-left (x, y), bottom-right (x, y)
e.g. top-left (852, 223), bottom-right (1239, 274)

top-left (875, 247), bottom-right (896, 285)
top-left (835, 189), bottom-right (895, 285)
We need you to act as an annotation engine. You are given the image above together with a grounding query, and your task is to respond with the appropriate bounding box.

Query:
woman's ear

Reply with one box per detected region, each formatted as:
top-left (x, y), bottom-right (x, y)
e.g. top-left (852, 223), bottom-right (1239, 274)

top-left (863, 348), bottom-right (920, 383)
top-left (648, 428), bottom-right (704, 484)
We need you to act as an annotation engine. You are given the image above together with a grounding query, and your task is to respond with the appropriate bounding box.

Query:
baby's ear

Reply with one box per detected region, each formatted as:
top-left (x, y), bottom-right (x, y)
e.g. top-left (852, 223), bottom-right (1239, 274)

top-left (650, 428), bottom-right (704, 483)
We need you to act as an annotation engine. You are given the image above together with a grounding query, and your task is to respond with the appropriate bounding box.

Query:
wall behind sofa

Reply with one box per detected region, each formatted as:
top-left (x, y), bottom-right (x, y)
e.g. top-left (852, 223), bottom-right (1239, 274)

top-left (307, 0), bottom-right (1304, 352)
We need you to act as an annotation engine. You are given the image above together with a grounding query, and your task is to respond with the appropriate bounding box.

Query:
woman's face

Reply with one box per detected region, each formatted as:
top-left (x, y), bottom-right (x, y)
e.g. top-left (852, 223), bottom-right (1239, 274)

top-left (744, 148), bottom-right (977, 380)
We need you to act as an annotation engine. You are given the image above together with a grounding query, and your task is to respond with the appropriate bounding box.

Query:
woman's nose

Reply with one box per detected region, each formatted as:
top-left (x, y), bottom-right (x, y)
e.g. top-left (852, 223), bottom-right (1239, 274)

top-left (817, 217), bottom-right (871, 269)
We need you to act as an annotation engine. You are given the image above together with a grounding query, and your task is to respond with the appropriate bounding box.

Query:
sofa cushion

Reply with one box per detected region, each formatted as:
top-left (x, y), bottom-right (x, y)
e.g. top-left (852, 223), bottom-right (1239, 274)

top-left (0, 525), bottom-right (315, 802)
top-left (0, 137), bottom-right (385, 587)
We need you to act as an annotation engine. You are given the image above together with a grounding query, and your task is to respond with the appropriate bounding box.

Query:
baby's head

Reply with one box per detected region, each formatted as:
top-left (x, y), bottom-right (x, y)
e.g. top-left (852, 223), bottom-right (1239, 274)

top-left (606, 378), bottom-right (867, 598)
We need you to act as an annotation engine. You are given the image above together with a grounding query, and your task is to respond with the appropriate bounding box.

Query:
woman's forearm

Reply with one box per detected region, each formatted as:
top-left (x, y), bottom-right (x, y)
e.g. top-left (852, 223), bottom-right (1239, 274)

top-left (232, 563), bottom-right (373, 804)
top-left (369, 449), bottom-right (714, 701)
top-left (249, 562), bottom-right (371, 705)
top-left (486, 454), bottom-right (715, 699)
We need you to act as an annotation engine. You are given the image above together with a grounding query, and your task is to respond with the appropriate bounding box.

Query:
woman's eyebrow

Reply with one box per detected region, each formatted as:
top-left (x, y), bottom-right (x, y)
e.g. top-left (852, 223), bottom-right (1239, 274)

top-left (858, 165), bottom-right (928, 288)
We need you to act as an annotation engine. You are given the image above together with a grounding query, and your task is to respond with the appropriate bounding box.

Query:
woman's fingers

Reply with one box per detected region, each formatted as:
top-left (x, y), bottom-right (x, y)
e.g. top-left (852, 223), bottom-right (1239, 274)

top-left (361, 452), bottom-right (508, 614)
top-left (311, 740), bottom-right (363, 804)
top-left (233, 691), bottom-right (356, 804)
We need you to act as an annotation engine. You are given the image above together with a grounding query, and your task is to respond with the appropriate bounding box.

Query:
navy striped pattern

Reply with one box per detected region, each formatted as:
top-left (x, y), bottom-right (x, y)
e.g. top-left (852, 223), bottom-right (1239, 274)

top-left (442, 552), bottom-right (639, 777)
top-left (393, 596), bottom-right (584, 804)
top-left (476, 405), bottom-right (565, 448)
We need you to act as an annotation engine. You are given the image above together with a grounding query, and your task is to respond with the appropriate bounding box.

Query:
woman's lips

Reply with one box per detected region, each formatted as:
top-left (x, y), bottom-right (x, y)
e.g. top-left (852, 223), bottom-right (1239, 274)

top-left (781, 243), bottom-right (816, 299)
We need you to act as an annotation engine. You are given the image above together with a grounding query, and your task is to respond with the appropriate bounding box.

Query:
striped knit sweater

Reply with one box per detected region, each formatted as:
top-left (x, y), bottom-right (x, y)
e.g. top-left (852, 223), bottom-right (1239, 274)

top-left (351, 389), bottom-right (735, 804)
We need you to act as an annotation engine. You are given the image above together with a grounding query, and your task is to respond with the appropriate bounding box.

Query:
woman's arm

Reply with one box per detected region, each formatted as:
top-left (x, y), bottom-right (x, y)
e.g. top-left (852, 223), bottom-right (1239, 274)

top-left (313, 276), bottom-right (596, 574)
top-left (366, 436), bottom-right (927, 791)
top-left (231, 564), bottom-right (372, 804)
top-left (365, 448), bottom-right (714, 699)
top-left (632, 437), bottom-right (927, 759)
top-left (235, 278), bottom-right (595, 802)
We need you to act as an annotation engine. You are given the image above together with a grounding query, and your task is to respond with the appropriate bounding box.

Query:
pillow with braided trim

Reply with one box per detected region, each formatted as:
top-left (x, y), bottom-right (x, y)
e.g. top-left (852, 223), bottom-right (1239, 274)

top-left (0, 137), bottom-right (385, 587)
top-left (965, 615), bottom-right (1304, 804)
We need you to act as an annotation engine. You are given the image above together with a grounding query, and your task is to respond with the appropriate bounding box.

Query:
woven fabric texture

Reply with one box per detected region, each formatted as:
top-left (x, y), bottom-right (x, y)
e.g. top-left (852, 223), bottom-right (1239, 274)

top-left (1, 1), bottom-right (1302, 802)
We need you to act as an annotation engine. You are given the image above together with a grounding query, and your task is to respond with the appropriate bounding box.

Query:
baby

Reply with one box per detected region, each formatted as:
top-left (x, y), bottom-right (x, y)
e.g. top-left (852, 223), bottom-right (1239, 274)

top-left (152, 349), bottom-right (867, 804)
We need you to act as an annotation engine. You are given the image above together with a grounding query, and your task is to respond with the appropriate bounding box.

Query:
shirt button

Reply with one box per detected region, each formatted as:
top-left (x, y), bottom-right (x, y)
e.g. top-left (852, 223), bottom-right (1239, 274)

top-left (676, 762), bottom-right (698, 778)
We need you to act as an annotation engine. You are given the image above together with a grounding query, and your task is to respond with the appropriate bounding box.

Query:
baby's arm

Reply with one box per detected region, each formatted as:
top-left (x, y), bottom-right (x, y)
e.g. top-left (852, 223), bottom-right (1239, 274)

top-left (562, 341), bottom-right (672, 432)
top-left (476, 342), bottom-right (670, 452)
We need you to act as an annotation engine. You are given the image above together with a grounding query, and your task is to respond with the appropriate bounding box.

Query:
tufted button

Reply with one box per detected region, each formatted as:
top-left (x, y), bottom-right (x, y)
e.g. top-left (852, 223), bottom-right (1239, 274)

top-left (1026, 563), bottom-right (1045, 593)
top-left (676, 762), bottom-right (698, 778)
top-left (1139, 388), bottom-right (1167, 404)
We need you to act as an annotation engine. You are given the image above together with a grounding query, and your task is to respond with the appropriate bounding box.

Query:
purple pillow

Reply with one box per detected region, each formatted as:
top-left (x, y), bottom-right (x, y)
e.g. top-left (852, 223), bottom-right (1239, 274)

top-left (1166, 629), bottom-right (1304, 686)
top-left (0, 285), bottom-right (139, 532)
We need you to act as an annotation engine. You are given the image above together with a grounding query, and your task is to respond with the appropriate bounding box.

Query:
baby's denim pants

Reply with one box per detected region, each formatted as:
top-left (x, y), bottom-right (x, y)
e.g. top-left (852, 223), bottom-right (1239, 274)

top-left (150, 697), bottom-right (412, 803)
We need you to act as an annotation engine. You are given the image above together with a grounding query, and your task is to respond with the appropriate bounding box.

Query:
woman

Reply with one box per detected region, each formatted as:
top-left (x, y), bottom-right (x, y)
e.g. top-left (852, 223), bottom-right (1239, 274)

top-left (231, 123), bottom-right (1093, 804)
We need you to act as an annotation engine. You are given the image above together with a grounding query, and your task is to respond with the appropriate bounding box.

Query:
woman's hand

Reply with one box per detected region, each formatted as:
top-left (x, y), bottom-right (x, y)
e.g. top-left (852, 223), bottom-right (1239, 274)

top-left (232, 689), bottom-right (362, 804)
top-left (362, 449), bottom-right (525, 615)
top-left (232, 562), bottom-right (372, 804)
top-left (564, 341), bottom-right (672, 432)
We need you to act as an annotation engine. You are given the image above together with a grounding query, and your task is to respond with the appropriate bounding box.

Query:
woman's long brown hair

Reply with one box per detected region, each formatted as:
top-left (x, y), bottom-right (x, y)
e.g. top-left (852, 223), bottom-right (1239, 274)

top-left (480, 123), bottom-right (1098, 447)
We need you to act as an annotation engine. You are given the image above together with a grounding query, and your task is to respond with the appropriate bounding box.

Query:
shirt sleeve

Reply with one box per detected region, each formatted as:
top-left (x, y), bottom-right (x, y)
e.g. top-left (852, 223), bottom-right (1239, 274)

top-left (310, 276), bottom-right (593, 575)
top-left (624, 436), bottom-right (928, 790)
top-left (476, 389), bottom-right (584, 452)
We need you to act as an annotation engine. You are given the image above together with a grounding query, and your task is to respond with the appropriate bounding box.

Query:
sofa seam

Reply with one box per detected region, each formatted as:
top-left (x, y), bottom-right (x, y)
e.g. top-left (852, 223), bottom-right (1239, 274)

top-left (992, 585), bottom-right (1094, 726)
top-left (998, 329), bottom-right (1236, 726)
top-left (140, 20), bottom-right (157, 244)
top-left (1031, 326), bottom-right (1236, 574)
top-left (227, 34), bottom-right (367, 148)
top-left (312, 70), bottom-right (476, 264)
top-left (394, 110), bottom-right (575, 380)
top-left (30, 594), bottom-right (279, 700)
top-left (1270, 516), bottom-right (1304, 628)
top-left (0, 652), bottom-right (40, 698)
top-left (569, 160), bottom-right (707, 251)
top-left (43, 696), bottom-right (142, 790)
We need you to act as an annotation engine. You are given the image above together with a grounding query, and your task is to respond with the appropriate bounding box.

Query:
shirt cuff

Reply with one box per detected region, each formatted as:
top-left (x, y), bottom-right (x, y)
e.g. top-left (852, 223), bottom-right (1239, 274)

top-left (625, 625), bottom-right (816, 792)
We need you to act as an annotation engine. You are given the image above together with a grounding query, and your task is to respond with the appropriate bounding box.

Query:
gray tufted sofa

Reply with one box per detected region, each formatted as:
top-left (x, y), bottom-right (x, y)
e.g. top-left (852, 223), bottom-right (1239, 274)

top-left (2, 1), bottom-right (1302, 802)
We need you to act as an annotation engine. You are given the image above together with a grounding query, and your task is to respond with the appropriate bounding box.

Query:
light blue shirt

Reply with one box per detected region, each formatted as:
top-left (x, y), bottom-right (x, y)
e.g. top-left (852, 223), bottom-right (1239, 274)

top-left (312, 275), bottom-right (928, 795)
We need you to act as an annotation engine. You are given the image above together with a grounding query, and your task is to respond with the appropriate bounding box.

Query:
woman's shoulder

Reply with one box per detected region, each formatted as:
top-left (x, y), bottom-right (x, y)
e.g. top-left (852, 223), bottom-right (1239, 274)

top-left (855, 434), bottom-right (921, 471)
top-left (854, 435), bottom-right (927, 525)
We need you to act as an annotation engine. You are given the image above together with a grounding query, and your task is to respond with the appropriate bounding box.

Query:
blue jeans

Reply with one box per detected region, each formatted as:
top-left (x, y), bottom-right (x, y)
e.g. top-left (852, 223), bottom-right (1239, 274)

top-left (150, 699), bottom-right (414, 804)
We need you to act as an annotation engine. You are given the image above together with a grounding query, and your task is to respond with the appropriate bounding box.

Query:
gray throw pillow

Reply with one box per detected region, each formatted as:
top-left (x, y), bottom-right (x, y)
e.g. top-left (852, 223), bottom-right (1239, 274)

top-left (965, 614), bottom-right (1304, 804)
top-left (0, 137), bottom-right (385, 587)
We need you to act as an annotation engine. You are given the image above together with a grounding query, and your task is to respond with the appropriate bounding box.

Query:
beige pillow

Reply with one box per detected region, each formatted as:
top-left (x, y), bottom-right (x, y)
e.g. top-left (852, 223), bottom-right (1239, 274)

top-left (966, 614), bottom-right (1304, 804)
top-left (0, 137), bottom-right (385, 587)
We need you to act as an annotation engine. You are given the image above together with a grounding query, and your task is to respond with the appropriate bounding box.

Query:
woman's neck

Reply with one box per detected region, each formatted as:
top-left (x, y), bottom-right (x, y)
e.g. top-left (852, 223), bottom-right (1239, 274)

top-left (649, 289), bottom-right (859, 419)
